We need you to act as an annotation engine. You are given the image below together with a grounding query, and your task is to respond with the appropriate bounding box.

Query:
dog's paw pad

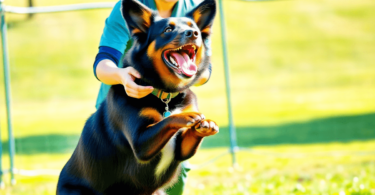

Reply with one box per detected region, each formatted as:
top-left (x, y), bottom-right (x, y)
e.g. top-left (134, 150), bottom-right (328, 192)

top-left (195, 119), bottom-right (219, 137)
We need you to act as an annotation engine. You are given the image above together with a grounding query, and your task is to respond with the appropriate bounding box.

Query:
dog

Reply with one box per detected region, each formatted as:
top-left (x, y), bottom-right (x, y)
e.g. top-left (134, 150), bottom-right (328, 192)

top-left (57, 0), bottom-right (217, 194)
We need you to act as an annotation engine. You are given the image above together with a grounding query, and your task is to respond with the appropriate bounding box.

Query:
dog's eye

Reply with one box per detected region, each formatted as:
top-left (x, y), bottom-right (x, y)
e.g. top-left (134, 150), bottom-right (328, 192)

top-left (164, 27), bottom-right (173, 33)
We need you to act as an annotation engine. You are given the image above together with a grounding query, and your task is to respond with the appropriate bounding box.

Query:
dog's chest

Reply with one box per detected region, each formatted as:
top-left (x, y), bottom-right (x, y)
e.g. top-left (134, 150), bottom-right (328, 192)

top-left (154, 134), bottom-right (176, 180)
top-left (154, 108), bottom-right (182, 179)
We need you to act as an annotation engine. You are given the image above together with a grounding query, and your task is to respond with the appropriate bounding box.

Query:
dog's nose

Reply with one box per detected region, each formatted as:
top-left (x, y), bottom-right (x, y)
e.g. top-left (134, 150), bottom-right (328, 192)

top-left (184, 30), bottom-right (199, 39)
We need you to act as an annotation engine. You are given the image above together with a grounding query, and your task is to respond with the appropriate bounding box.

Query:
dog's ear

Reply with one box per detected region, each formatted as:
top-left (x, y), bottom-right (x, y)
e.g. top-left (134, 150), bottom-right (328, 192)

top-left (185, 0), bottom-right (216, 35)
top-left (121, 0), bottom-right (155, 34)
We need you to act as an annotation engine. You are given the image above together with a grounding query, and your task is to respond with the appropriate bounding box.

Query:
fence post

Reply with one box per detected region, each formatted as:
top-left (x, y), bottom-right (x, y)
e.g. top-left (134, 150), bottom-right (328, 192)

top-left (218, 0), bottom-right (238, 167)
top-left (28, 0), bottom-right (34, 19)
top-left (0, 1), bottom-right (4, 188)
top-left (0, 0), bottom-right (16, 185)
top-left (0, 123), bottom-right (3, 188)
top-left (0, 2), bottom-right (4, 189)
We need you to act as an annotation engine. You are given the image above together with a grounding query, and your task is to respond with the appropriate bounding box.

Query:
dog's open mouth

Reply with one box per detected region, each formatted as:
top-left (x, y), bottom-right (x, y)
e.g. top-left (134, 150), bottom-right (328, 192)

top-left (163, 44), bottom-right (198, 77)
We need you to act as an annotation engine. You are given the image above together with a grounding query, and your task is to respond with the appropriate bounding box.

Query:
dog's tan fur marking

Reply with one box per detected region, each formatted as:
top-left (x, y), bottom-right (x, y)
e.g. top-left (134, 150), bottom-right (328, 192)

top-left (192, 12), bottom-right (202, 26)
top-left (139, 108), bottom-right (163, 121)
top-left (141, 9), bottom-right (153, 28)
top-left (132, 28), bottom-right (142, 34)
top-left (179, 128), bottom-right (201, 158)
top-left (201, 27), bottom-right (211, 34)
top-left (194, 45), bottom-right (203, 68)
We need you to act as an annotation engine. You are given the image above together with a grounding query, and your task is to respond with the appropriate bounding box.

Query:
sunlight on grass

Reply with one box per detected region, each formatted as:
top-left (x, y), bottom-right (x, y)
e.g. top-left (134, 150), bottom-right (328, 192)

top-left (0, 0), bottom-right (374, 194)
top-left (185, 141), bottom-right (375, 195)
top-left (0, 141), bottom-right (373, 194)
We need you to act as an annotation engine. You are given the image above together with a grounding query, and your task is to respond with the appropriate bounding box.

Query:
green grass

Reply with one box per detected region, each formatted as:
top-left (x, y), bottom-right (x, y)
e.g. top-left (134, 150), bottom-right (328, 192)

top-left (0, 0), bottom-right (375, 193)
top-left (185, 141), bottom-right (375, 195)
top-left (0, 141), bottom-right (374, 194)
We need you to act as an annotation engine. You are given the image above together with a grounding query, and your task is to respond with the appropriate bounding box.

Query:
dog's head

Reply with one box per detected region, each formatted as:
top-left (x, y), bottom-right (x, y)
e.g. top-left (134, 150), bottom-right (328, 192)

top-left (121, 0), bottom-right (216, 92)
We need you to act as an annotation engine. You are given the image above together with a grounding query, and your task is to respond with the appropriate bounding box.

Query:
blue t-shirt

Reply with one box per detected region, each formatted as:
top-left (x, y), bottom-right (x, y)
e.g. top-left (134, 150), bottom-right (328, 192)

top-left (95, 0), bottom-right (207, 108)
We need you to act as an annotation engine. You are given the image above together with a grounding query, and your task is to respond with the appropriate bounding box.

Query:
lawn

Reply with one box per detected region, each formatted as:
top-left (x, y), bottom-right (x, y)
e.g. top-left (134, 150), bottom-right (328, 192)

top-left (0, 0), bottom-right (375, 194)
top-left (0, 141), bottom-right (374, 194)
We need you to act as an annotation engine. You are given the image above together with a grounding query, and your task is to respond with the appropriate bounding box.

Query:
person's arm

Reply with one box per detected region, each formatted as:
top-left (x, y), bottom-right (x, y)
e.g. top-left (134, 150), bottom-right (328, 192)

top-left (96, 60), bottom-right (154, 98)
top-left (93, 46), bottom-right (153, 98)
top-left (93, 1), bottom-right (153, 99)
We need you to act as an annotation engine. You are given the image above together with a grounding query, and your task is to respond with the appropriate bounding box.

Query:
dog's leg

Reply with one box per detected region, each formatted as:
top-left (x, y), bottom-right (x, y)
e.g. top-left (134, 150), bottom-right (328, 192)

top-left (125, 112), bottom-right (205, 162)
top-left (173, 101), bottom-right (219, 161)
top-left (175, 119), bottom-right (218, 161)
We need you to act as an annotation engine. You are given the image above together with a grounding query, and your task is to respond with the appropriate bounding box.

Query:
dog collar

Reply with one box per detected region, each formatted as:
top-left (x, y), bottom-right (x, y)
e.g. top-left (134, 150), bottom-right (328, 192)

top-left (151, 89), bottom-right (179, 118)
top-left (151, 89), bottom-right (179, 100)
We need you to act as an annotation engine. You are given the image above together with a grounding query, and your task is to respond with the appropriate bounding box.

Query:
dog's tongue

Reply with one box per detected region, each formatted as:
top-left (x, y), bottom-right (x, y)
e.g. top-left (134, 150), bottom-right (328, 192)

top-left (170, 52), bottom-right (197, 77)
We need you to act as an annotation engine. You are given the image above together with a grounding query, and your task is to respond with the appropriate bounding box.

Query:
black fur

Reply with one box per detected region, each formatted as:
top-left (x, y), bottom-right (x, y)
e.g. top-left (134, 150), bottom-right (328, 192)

top-left (57, 0), bottom-right (217, 194)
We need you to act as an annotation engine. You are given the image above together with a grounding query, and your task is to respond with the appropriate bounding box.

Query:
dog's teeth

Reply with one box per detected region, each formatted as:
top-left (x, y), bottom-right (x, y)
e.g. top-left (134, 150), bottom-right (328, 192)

top-left (170, 56), bottom-right (178, 66)
top-left (169, 57), bottom-right (175, 65)
top-left (192, 45), bottom-right (196, 50)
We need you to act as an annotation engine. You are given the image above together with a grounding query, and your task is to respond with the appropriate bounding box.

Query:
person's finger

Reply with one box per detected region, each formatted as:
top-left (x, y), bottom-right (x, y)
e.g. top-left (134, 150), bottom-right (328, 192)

top-left (127, 67), bottom-right (141, 79)
top-left (124, 79), bottom-right (153, 92)
top-left (123, 78), bottom-right (141, 91)
top-left (138, 86), bottom-right (154, 93)
top-left (125, 84), bottom-right (153, 96)
top-left (131, 87), bottom-right (153, 96)
top-left (125, 88), bottom-right (153, 98)
top-left (124, 87), bottom-right (139, 98)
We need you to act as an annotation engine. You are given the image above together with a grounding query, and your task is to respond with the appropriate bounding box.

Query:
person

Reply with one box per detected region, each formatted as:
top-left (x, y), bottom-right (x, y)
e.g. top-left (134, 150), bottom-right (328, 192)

top-left (92, 0), bottom-right (212, 194)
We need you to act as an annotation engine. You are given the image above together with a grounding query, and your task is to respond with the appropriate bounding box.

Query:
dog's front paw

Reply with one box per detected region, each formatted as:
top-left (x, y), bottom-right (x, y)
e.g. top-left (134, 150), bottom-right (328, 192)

top-left (193, 119), bottom-right (219, 137)
top-left (170, 112), bottom-right (205, 128)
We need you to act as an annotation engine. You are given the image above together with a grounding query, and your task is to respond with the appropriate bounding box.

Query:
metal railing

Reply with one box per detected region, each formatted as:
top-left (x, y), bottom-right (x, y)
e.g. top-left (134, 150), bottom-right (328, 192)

top-left (0, 0), bottom-right (117, 187)
top-left (3, 2), bottom-right (115, 14)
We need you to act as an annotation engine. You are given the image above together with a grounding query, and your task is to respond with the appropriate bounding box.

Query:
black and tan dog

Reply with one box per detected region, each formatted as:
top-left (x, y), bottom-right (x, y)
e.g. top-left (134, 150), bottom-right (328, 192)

top-left (57, 0), bottom-right (217, 194)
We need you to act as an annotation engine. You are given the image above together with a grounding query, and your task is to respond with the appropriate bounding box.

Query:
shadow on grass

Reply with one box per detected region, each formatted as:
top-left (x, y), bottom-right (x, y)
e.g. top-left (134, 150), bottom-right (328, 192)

top-left (2, 113), bottom-right (375, 154)
top-left (202, 112), bottom-right (375, 148)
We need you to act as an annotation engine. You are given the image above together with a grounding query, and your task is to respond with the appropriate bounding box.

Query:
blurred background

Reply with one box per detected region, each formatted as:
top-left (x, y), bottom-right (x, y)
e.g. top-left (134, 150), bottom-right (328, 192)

top-left (1, 0), bottom-right (375, 194)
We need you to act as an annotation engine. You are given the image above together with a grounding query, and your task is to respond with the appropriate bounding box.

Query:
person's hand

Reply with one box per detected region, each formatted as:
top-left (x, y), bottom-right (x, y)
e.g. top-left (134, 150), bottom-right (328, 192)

top-left (118, 67), bottom-right (154, 98)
